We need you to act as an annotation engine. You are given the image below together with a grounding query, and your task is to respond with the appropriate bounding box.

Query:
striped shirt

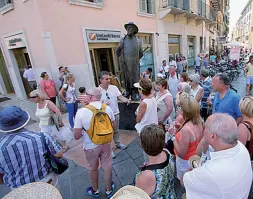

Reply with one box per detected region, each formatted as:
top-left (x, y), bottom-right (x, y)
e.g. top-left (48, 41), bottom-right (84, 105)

top-left (201, 77), bottom-right (212, 109)
top-left (0, 129), bottom-right (61, 188)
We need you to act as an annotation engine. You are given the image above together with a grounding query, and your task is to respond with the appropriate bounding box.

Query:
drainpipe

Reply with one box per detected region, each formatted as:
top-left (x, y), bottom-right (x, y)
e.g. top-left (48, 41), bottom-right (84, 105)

top-left (202, 21), bottom-right (205, 53)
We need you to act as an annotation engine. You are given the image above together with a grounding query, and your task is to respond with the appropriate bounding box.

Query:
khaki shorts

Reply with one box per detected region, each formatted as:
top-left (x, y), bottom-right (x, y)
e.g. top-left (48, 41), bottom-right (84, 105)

top-left (84, 143), bottom-right (112, 170)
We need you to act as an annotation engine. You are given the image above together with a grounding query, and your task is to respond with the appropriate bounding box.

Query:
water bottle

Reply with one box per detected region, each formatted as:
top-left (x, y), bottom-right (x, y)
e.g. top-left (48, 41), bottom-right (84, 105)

top-left (165, 117), bottom-right (173, 143)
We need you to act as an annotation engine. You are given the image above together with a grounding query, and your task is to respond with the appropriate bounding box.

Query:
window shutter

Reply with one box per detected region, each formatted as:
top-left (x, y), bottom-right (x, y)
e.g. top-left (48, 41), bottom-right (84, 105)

top-left (139, 0), bottom-right (147, 13)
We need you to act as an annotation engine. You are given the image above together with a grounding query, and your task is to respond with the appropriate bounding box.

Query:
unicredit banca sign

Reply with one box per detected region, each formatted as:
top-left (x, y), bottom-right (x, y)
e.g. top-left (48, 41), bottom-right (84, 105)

top-left (86, 30), bottom-right (121, 43)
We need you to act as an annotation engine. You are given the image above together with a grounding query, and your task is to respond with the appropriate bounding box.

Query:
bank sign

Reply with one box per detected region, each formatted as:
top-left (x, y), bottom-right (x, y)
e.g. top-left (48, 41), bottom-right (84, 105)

top-left (86, 30), bottom-right (121, 43)
top-left (5, 33), bottom-right (26, 49)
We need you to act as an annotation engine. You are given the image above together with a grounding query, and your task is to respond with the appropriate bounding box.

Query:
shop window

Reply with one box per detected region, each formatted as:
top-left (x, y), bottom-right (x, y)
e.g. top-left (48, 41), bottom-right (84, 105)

top-left (69, 0), bottom-right (104, 9)
top-left (139, 0), bottom-right (155, 14)
top-left (168, 37), bottom-right (180, 44)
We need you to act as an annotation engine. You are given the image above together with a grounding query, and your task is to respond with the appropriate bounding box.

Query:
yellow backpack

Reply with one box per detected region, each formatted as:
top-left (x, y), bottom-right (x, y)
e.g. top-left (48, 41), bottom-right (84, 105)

top-left (84, 103), bottom-right (114, 145)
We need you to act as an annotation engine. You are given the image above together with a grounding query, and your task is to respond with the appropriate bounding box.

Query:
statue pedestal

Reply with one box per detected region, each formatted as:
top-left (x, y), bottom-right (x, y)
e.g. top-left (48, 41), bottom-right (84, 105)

top-left (119, 102), bottom-right (139, 130)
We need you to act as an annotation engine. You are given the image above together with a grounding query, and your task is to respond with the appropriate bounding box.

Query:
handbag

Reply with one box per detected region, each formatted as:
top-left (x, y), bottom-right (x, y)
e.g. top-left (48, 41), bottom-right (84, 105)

top-left (40, 133), bottom-right (69, 175)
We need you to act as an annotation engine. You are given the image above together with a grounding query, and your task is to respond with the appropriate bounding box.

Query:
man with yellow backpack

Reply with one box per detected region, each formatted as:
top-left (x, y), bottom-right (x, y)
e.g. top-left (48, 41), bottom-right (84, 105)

top-left (74, 87), bottom-right (116, 198)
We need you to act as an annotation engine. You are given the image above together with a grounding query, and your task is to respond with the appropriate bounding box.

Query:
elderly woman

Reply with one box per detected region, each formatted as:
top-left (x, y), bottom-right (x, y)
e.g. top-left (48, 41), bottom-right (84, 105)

top-left (59, 73), bottom-right (78, 129)
top-left (40, 72), bottom-right (57, 104)
top-left (168, 92), bottom-right (203, 180)
top-left (156, 78), bottom-right (175, 127)
top-left (30, 89), bottom-right (67, 151)
top-left (189, 74), bottom-right (203, 104)
top-left (135, 124), bottom-right (177, 199)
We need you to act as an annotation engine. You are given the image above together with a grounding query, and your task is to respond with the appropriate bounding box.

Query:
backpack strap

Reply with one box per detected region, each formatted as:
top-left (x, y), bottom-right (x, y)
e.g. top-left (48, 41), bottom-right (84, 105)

top-left (101, 103), bottom-right (107, 111)
top-left (242, 121), bottom-right (253, 157)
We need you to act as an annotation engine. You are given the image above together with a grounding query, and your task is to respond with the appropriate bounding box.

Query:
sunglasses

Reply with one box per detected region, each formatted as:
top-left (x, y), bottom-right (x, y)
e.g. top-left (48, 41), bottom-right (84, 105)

top-left (30, 95), bottom-right (38, 99)
top-left (106, 93), bottom-right (110, 99)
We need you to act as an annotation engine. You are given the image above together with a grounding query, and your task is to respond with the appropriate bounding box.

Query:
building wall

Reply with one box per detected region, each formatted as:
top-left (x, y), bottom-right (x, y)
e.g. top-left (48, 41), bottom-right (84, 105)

top-left (0, 0), bottom-right (218, 99)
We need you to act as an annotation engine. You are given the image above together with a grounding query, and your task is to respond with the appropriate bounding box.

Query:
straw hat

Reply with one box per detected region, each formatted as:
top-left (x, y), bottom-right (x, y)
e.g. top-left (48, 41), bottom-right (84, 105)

top-left (2, 182), bottom-right (62, 199)
top-left (189, 155), bottom-right (201, 169)
top-left (111, 185), bottom-right (150, 199)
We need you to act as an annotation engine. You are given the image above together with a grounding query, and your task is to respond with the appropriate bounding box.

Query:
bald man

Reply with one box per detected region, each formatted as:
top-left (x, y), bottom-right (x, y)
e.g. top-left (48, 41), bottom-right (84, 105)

top-left (74, 87), bottom-right (116, 198)
top-left (182, 113), bottom-right (252, 199)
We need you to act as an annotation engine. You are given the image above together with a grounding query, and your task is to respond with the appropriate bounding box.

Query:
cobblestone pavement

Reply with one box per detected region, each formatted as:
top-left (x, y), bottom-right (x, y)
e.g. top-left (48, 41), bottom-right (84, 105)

top-left (0, 74), bottom-right (247, 199)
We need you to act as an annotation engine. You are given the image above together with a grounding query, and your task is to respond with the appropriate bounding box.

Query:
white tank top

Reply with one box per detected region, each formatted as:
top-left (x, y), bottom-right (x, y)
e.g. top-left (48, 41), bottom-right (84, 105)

top-left (192, 85), bottom-right (202, 105)
top-left (35, 102), bottom-right (51, 126)
top-left (136, 97), bottom-right (158, 134)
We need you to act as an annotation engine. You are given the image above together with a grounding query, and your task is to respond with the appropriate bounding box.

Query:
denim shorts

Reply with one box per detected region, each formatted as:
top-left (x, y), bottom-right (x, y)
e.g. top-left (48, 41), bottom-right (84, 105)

top-left (246, 76), bottom-right (253, 85)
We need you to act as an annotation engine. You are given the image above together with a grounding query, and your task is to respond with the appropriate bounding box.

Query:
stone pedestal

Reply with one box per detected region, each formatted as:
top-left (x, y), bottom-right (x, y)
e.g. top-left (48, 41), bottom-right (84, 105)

top-left (119, 102), bottom-right (139, 130)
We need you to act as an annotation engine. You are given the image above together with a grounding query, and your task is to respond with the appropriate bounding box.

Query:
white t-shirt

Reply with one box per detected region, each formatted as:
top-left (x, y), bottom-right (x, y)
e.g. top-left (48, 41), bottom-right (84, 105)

top-left (168, 74), bottom-right (179, 98)
top-left (99, 85), bottom-right (121, 115)
top-left (159, 65), bottom-right (170, 76)
top-left (74, 101), bottom-right (115, 150)
top-left (183, 141), bottom-right (252, 199)
top-left (135, 97), bottom-right (158, 134)
top-left (23, 68), bottom-right (35, 81)
top-left (62, 83), bottom-right (77, 103)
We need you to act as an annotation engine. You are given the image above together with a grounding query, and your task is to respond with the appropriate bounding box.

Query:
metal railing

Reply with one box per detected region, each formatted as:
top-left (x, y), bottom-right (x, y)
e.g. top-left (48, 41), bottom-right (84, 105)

top-left (160, 0), bottom-right (217, 21)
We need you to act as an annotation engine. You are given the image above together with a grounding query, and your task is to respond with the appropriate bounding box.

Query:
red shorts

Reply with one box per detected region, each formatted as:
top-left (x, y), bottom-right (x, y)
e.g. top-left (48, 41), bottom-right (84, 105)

top-left (84, 142), bottom-right (112, 170)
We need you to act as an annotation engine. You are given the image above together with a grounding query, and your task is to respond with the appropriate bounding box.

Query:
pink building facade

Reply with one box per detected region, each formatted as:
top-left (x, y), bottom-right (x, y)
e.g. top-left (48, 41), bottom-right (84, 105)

top-left (0, 0), bottom-right (217, 100)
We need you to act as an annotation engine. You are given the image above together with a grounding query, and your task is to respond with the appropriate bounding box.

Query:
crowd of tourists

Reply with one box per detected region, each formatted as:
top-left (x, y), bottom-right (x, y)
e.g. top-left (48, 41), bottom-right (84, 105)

top-left (1, 60), bottom-right (253, 199)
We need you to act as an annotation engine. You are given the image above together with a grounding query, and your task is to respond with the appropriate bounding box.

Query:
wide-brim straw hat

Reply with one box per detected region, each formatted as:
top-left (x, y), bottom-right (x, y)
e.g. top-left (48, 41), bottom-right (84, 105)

top-left (2, 182), bottom-right (62, 199)
top-left (111, 185), bottom-right (150, 199)
top-left (189, 155), bottom-right (201, 169)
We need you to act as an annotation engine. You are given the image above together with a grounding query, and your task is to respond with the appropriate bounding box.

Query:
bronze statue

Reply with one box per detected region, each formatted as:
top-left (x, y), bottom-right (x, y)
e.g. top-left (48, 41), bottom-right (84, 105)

top-left (116, 22), bottom-right (143, 100)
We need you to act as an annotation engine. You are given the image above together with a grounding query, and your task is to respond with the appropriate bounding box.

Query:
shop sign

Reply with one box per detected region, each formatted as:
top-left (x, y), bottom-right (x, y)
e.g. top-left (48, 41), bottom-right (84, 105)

top-left (5, 33), bottom-right (26, 49)
top-left (86, 30), bottom-right (121, 43)
top-left (217, 36), bottom-right (227, 44)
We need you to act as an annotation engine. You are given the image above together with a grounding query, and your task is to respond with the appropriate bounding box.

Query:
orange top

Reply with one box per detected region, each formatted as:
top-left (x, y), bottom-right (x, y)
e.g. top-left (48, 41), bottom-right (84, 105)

top-left (174, 131), bottom-right (200, 160)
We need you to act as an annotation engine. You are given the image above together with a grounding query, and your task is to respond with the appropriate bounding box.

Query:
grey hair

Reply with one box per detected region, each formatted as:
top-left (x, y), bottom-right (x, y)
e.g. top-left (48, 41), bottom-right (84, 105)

top-left (207, 113), bottom-right (238, 145)
top-left (29, 89), bottom-right (48, 100)
top-left (88, 87), bottom-right (102, 100)
top-left (180, 82), bottom-right (191, 94)
top-left (214, 73), bottom-right (230, 86)
top-left (99, 71), bottom-right (110, 80)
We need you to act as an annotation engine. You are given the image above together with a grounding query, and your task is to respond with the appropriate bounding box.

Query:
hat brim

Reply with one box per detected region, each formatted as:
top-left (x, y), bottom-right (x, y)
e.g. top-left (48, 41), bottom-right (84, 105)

top-left (124, 24), bottom-right (139, 34)
top-left (189, 155), bottom-right (201, 169)
top-left (0, 111), bottom-right (30, 133)
top-left (111, 185), bottom-right (150, 199)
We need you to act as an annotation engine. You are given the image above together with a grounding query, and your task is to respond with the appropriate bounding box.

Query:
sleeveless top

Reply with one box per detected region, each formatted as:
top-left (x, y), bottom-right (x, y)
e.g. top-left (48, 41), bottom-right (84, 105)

top-left (241, 121), bottom-right (253, 160)
top-left (35, 102), bottom-right (51, 126)
top-left (174, 120), bottom-right (201, 160)
top-left (135, 150), bottom-right (177, 199)
top-left (156, 91), bottom-right (175, 124)
top-left (192, 85), bottom-right (202, 105)
top-left (136, 97), bottom-right (158, 134)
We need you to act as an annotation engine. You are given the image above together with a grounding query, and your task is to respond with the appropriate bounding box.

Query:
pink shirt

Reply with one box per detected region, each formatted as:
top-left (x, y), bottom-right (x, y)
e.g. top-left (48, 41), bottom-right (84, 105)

top-left (40, 79), bottom-right (57, 98)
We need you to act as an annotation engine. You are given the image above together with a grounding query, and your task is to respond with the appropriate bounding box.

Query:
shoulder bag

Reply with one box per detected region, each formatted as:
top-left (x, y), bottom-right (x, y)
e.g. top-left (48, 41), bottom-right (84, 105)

top-left (40, 133), bottom-right (69, 175)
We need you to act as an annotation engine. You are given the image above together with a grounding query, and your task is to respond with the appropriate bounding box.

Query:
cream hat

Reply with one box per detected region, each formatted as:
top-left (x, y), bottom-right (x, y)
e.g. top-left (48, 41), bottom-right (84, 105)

top-left (2, 182), bottom-right (62, 199)
top-left (111, 185), bottom-right (150, 199)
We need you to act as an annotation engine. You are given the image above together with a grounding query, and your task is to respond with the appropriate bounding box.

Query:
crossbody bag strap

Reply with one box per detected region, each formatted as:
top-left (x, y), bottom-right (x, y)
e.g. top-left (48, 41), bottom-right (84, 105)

top-left (242, 121), bottom-right (253, 157)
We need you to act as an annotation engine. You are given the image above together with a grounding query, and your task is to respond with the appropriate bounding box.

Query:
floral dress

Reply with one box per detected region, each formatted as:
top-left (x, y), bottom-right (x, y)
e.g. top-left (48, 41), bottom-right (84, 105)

top-left (135, 150), bottom-right (177, 199)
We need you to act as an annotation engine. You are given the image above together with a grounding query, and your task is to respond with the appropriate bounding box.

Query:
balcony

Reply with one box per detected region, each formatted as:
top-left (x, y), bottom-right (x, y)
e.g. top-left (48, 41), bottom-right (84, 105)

top-left (159, 0), bottom-right (217, 24)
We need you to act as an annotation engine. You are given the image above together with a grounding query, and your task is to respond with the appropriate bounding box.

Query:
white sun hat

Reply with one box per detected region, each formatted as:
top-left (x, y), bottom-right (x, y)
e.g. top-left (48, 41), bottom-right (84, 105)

top-left (110, 185), bottom-right (150, 199)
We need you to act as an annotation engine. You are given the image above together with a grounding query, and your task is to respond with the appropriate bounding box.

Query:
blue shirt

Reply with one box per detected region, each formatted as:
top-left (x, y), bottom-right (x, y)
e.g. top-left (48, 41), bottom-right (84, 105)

top-left (0, 130), bottom-right (61, 188)
top-left (196, 57), bottom-right (202, 66)
top-left (212, 89), bottom-right (242, 119)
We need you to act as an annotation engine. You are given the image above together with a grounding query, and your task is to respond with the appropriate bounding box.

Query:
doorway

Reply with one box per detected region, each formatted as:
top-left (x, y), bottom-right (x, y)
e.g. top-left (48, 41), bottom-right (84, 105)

top-left (89, 45), bottom-right (120, 86)
top-left (0, 49), bottom-right (14, 93)
top-left (12, 48), bottom-right (33, 96)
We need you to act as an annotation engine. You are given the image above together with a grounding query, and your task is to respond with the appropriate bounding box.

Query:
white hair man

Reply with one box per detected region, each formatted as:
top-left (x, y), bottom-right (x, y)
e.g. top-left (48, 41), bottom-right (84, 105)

top-left (182, 113), bottom-right (252, 199)
top-left (74, 87), bottom-right (116, 198)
